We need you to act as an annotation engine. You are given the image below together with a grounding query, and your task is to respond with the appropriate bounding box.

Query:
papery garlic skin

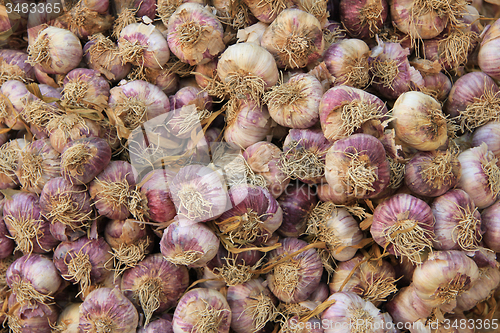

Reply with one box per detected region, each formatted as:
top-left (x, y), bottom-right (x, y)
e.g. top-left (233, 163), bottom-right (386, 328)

top-left (323, 39), bottom-right (370, 89)
top-left (404, 150), bottom-right (461, 197)
top-left (277, 183), bottom-right (318, 237)
top-left (264, 73), bottom-right (323, 128)
top-left (226, 278), bottom-right (277, 333)
top-left (431, 189), bottom-right (483, 251)
top-left (27, 26), bottom-right (83, 75)
top-left (390, 0), bottom-right (447, 40)
top-left (121, 253), bottom-right (190, 325)
top-left (472, 122), bottom-right (500, 160)
top-left (167, 3), bottom-right (225, 66)
top-left (242, 0), bottom-right (293, 23)
top-left (169, 164), bottom-right (228, 224)
top-left (458, 143), bottom-right (500, 209)
top-left (224, 100), bottom-right (272, 149)
top-left (108, 80), bottom-right (170, 139)
top-left (479, 18), bottom-right (500, 80)
top-left (386, 285), bottom-right (432, 326)
top-left (392, 91), bottom-right (448, 151)
top-left (261, 9), bottom-right (324, 69)
top-left (173, 288), bottom-right (231, 333)
top-left (267, 238), bottom-right (323, 303)
top-left (340, 0), bottom-right (388, 39)
top-left (371, 193), bottom-right (435, 264)
top-left (118, 23), bottom-right (170, 70)
top-left (319, 86), bottom-right (388, 142)
top-left (412, 250), bottom-right (480, 312)
top-left (217, 184), bottom-right (282, 245)
top-left (55, 303), bottom-right (81, 333)
top-left (244, 141), bottom-right (290, 198)
top-left (79, 288), bottom-right (139, 333)
top-left (6, 254), bottom-right (63, 305)
top-left (480, 200), bottom-right (500, 252)
top-left (444, 72), bottom-right (500, 131)
top-left (307, 203), bottom-right (364, 261)
top-left (217, 43), bottom-right (279, 97)
top-left (325, 134), bottom-right (390, 201)
top-left (322, 292), bottom-right (388, 333)
top-left (160, 220), bottom-right (219, 267)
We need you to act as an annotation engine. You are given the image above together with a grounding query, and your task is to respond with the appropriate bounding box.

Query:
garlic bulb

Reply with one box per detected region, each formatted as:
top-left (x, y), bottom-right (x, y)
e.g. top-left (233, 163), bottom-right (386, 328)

top-left (412, 250), bottom-right (479, 312)
top-left (217, 43), bottom-right (279, 103)
top-left (267, 238), bottom-right (323, 303)
top-left (264, 73), bottom-right (323, 128)
top-left (371, 193), bottom-right (435, 264)
top-left (319, 85), bottom-right (388, 142)
top-left (323, 39), bottom-right (370, 89)
top-left (329, 254), bottom-right (398, 305)
top-left (167, 3), bottom-right (225, 65)
top-left (321, 292), bottom-right (389, 333)
top-left (306, 202), bottom-right (364, 261)
top-left (431, 189), bottom-right (483, 251)
top-left (279, 129), bottom-right (332, 184)
top-left (173, 288), bottom-right (231, 333)
top-left (458, 143), bottom-right (500, 209)
top-left (340, 0), bottom-right (389, 39)
top-left (392, 91), bottom-right (448, 151)
top-left (456, 266), bottom-right (500, 312)
top-left (261, 9), bottom-right (324, 69)
top-left (325, 134), bottom-right (390, 201)
top-left (386, 285), bottom-right (432, 326)
top-left (168, 164), bottom-right (229, 224)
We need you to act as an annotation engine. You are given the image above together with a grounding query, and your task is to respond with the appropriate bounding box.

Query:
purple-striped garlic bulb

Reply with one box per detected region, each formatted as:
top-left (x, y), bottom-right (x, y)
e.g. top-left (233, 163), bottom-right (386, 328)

top-left (261, 9), bottom-right (324, 69)
top-left (173, 288), bottom-right (231, 333)
top-left (53, 237), bottom-right (113, 297)
top-left (40, 177), bottom-right (93, 242)
top-left (217, 184), bottom-right (283, 246)
top-left (121, 253), bottom-right (190, 325)
top-left (104, 219), bottom-right (154, 279)
top-left (47, 114), bottom-right (102, 153)
top-left (61, 68), bottom-right (110, 108)
top-left (340, 0), bottom-right (388, 39)
top-left (168, 164), bottom-right (228, 224)
top-left (431, 189), bottom-right (483, 251)
top-left (277, 183), bottom-right (318, 238)
top-left (227, 278), bottom-right (278, 333)
top-left (16, 138), bottom-right (61, 193)
top-left (139, 169), bottom-right (177, 223)
top-left (263, 73), bottom-right (323, 129)
top-left (79, 288), bottom-right (139, 333)
top-left (167, 3), bottom-right (225, 66)
top-left (3, 192), bottom-right (59, 254)
top-left (371, 193), bottom-right (435, 264)
top-left (279, 129), bottom-right (332, 184)
top-left (160, 220), bottom-right (219, 267)
top-left (319, 86), bottom-right (388, 142)
top-left (325, 134), bottom-right (390, 201)
top-left (89, 161), bottom-right (139, 220)
top-left (412, 250), bottom-right (479, 312)
top-left (267, 238), bottom-right (323, 303)
top-left (6, 254), bottom-right (63, 307)
top-left (61, 137), bottom-right (112, 185)
top-left (306, 201), bottom-right (364, 262)
top-left (108, 80), bottom-right (171, 139)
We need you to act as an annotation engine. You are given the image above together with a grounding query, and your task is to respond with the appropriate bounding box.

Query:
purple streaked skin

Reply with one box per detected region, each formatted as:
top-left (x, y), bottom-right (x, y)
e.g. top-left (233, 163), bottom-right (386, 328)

top-left (53, 236), bottom-right (112, 286)
top-left (138, 318), bottom-right (174, 333)
top-left (277, 183), bottom-right (318, 238)
top-left (6, 254), bottom-right (63, 303)
top-left (160, 220), bottom-right (219, 268)
top-left (61, 137), bottom-right (112, 185)
top-left (83, 38), bottom-right (132, 82)
top-left (89, 161), bottom-right (138, 220)
top-left (121, 253), bottom-right (190, 312)
top-left (371, 193), bottom-right (434, 258)
top-left (267, 238), bottom-right (323, 303)
top-left (63, 68), bottom-right (110, 103)
top-left (79, 288), bottom-right (138, 333)
top-left (173, 288), bottom-right (231, 333)
top-left (40, 177), bottom-right (92, 242)
top-left (140, 169), bottom-right (177, 223)
top-left (4, 192), bottom-right (60, 253)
